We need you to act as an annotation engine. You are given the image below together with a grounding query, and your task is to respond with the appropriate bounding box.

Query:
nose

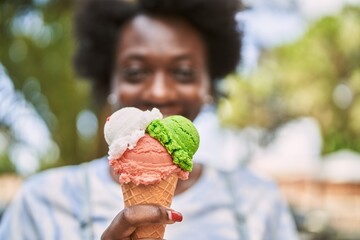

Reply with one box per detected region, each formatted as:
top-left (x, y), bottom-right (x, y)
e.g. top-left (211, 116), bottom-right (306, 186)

top-left (144, 71), bottom-right (174, 103)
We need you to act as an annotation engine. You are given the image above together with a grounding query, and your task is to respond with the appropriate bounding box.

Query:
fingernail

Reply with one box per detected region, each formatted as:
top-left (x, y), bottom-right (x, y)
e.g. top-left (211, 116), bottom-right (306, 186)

top-left (168, 210), bottom-right (183, 222)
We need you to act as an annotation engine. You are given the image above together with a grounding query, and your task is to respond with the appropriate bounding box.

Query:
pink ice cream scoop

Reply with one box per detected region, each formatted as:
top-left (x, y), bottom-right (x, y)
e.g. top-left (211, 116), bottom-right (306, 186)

top-left (110, 134), bottom-right (189, 185)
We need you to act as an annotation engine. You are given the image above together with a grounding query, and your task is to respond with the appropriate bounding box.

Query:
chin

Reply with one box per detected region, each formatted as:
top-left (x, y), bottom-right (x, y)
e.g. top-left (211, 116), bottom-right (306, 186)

top-left (154, 107), bottom-right (184, 118)
top-left (132, 105), bottom-right (197, 120)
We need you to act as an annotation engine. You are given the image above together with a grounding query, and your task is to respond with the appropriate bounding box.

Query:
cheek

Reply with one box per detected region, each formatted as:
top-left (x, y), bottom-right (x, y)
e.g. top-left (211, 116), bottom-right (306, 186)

top-left (178, 84), bottom-right (208, 110)
top-left (178, 88), bottom-right (205, 120)
top-left (181, 78), bottom-right (210, 102)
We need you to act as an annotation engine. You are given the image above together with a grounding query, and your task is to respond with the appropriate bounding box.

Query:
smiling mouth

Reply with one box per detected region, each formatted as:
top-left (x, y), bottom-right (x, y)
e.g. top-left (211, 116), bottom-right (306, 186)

top-left (157, 108), bottom-right (182, 117)
top-left (138, 104), bottom-right (184, 117)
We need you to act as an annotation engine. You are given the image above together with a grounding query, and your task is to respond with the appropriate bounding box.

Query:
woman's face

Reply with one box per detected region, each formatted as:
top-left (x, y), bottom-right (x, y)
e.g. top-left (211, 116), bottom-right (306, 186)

top-left (111, 15), bottom-right (211, 121)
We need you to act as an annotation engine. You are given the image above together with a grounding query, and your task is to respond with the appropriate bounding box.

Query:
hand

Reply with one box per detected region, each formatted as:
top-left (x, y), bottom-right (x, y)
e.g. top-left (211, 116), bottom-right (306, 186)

top-left (101, 204), bottom-right (183, 240)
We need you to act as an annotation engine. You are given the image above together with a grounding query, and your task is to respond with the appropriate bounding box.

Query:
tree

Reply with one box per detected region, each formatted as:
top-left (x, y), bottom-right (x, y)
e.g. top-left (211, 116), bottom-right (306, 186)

top-left (0, 1), bottom-right (104, 173)
top-left (220, 5), bottom-right (360, 154)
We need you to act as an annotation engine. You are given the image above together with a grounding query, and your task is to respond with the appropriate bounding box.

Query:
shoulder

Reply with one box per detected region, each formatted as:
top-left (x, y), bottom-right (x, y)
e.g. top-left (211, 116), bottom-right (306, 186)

top-left (0, 158), bottom-right (111, 239)
top-left (236, 167), bottom-right (278, 191)
top-left (220, 166), bottom-right (284, 210)
top-left (225, 166), bottom-right (279, 193)
top-left (222, 167), bottom-right (299, 239)
top-left (21, 158), bottom-right (107, 204)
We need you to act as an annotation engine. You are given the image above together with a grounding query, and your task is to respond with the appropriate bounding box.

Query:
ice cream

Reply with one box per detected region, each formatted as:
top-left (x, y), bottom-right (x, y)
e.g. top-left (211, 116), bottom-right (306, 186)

top-left (104, 107), bottom-right (200, 240)
top-left (147, 115), bottom-right (200, 172)
top-left (104, 107), bottom-right (162, 161)
top-left (112, 133), bottom-right (189, 185)
top-left (106, 108), bottom-right (199, 184)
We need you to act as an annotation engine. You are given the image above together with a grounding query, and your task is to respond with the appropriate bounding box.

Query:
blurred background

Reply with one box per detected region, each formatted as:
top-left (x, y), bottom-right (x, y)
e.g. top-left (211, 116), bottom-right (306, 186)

top-left (0, 0), bottom-right (359, 239)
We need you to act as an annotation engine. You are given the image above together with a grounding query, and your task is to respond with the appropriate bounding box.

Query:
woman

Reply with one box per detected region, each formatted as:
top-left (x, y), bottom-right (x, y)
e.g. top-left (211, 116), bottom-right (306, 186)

top-left (0, 0), bottom-right (299, 239)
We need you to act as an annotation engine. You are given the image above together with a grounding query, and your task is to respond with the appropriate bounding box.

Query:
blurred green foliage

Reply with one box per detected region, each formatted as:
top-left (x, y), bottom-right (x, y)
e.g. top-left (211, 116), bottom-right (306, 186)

top-left (220, 5), bottom-right (360, 154)
top-left (0, 1), bottom-right (107, 173)
top-left (0, 128), bottom-right (17, 174)
top-left (1, 2), bottom-right (359, 174)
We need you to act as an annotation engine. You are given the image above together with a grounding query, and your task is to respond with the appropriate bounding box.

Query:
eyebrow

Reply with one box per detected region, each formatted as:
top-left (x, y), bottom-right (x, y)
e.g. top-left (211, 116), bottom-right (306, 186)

top-left (120, 51), bottom-right (194, 62)
top-left (121, 54), bottom-right (145, 61)
top-left (173, 54), bottom-right (194, 62)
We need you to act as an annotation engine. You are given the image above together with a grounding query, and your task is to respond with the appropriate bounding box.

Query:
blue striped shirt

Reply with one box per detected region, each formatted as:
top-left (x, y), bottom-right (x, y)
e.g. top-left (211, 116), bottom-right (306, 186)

top-left (0, 158), bottom-right (298, 240)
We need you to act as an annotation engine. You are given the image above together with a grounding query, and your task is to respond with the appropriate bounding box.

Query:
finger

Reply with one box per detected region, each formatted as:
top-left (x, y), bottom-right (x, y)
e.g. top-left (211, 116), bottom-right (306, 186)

top-left (123, 204), bottom-right (182, 225)
top-left (101, 204), bottom-right (182, 240)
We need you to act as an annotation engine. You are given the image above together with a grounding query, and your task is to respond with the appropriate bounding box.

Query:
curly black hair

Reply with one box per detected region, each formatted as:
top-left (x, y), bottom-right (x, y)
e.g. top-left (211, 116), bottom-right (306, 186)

top-left (73, 0), bottom-right (242, 105)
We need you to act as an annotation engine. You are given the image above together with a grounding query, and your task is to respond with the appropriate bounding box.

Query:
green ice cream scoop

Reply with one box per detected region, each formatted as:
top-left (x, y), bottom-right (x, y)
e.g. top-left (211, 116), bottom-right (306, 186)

top-left (146, 115), bottom-right (200, 172)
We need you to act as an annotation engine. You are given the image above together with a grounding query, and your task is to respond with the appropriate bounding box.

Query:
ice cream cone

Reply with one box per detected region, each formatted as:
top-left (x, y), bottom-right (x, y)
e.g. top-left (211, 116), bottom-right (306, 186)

top-left (105, 108), bottom-right (199, 239)
top-left (121, 174), bottom-right (178, 240)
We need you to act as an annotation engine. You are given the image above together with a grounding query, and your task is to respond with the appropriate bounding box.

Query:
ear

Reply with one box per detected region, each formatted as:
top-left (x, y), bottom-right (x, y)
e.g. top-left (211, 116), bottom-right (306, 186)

top-left (107, 93), bottom-right (121, 110)
top-left (202, 94), bottom-right (214, 105)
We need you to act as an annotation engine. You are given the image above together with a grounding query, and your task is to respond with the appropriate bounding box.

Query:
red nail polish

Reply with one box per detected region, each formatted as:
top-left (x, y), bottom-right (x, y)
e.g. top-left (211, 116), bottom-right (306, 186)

top-left (170, 211), bottom-right (183, 222)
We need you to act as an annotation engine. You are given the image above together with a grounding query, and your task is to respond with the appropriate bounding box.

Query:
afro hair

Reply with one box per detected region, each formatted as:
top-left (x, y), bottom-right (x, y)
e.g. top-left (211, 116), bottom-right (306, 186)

top-left (73, 0), bottom-right (242, 105)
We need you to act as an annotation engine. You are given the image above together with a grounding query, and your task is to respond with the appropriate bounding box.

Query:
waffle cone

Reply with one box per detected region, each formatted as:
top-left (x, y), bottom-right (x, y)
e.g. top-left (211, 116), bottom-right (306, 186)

top-left (121, 174), bottom-right (178, 240)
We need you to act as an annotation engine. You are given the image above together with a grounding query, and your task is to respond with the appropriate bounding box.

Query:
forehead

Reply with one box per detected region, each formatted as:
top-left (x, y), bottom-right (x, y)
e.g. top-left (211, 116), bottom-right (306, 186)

top-left (117, 14), bottom-right (206, 61)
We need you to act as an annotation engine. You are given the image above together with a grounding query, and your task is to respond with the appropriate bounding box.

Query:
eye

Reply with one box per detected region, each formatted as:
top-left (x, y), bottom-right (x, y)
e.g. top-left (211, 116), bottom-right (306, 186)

top-left (120, 67), bottom-right (150, 83)
top-left (172, 67), bottom-right (196, 83)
